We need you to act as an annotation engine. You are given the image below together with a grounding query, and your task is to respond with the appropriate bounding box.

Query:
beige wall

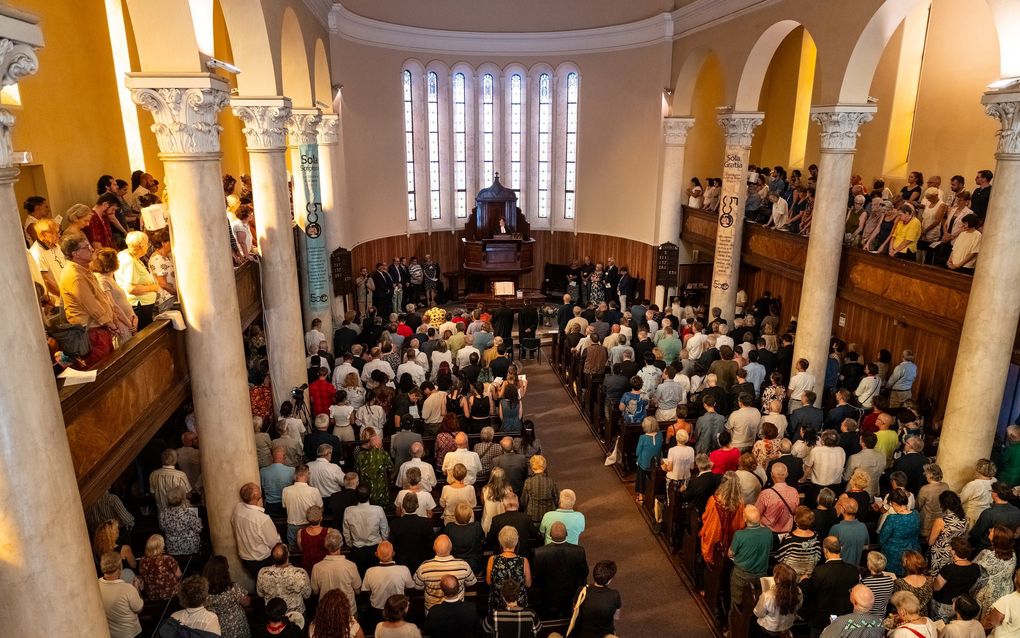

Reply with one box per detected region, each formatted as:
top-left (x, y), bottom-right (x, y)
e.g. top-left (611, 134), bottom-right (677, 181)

top-left (331, 38), bottom-right (670, 247)
top-left (340, 0), bottom-right (673, 32)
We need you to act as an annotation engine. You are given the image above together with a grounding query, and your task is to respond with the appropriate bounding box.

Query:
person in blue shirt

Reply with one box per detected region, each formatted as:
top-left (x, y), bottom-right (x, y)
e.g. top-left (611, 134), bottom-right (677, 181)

top-left (634, 417), bottom-right (663, 504)
top-left (259, 446), bottom-right (295, 517)
top-left (618, 376), bottom-right (648, 425)
top-left (831, 494), bottom-right (870, 565)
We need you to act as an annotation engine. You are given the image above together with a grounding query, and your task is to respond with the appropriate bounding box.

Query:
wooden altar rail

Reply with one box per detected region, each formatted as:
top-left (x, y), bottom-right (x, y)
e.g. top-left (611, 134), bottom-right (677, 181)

top-left (64, 261), bottom-right (263, 507)
top-left (680, 206), bottom-right (1013, 414)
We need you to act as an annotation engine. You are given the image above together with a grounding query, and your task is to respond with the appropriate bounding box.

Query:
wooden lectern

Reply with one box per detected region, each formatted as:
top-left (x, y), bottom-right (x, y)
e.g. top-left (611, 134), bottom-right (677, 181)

top-left (461, 174), bottom-right (540, 306)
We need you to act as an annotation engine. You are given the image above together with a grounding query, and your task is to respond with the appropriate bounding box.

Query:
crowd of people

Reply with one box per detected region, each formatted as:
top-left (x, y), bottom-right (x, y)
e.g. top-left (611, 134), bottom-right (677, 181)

top-left (558, 288), bottom-right (1020, 638)
top-left (29, 171), bottom-right (261, 374)
top-left (687, 166), bottom-right (991, 274)
top-left (91, 296), bottom-right (630, 638)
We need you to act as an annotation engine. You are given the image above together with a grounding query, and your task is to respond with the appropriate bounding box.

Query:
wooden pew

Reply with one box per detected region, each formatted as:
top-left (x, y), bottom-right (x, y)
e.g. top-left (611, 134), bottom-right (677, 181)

top-left (728, 578), bottom-right (761, 638)
top-left (702, 546), bottom-right (731, 626)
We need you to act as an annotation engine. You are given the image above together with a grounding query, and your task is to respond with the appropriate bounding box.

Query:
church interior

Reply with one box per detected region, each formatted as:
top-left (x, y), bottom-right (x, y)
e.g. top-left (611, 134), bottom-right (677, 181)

top-left (4, 0), bottom-right (1020, 636)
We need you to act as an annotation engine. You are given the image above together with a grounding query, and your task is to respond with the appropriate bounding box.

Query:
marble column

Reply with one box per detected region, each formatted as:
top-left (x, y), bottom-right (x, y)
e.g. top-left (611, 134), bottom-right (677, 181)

top-left (709, 109), bottom-right (763, 322)
top-left (0, 29), bottom-right (112, 637)
top-left (232, 97), bottom-right (307, 411)
top-left (658, 117), bottom-right (696, 303)
top-left (792, 106), bottom-right (875, 405)
top-left (287, 108), bottom-right (332, 346)
top-left (316, 114), bottom-right (345, 324)
top-left (938, 88), bottom-right (1020, 489)
top-left (128, 74), bottom-right (259, 585)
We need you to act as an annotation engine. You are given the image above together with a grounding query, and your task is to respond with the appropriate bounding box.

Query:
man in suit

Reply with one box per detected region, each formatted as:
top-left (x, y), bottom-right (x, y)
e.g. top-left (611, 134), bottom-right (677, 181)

top-left (518, 297), bottom-right (540, 344)
top-left (492, 437), bottom-right (529, 496)
top-left (776, 333), bottom-right (795, 383)
top-left (802, 536), bottom-right (861, 637)
top-left (328, 472), bottom-right (361, 527)
top-left (388, 257), bottom-right (406, 316)
top-left (533, 521), bottom-right (589, 619)
top-left (486, 494), bottom-right (541, 561)
top-left (422, 575), bottom-right (480, 638)
top-left (766, 440), bottom-right (805, 487)
top-left (556, 294), bottom-right (576, 335)
top-left (755, 338), bottom-right (778, 377)
top-left (492, 300), bottom-right (515, 341)
top-left (370, 262), bottom-right (393, 316)
top-left (490, 215), bottom-right (511, 236)
top-left (604, 257), bottom-right (620, 303)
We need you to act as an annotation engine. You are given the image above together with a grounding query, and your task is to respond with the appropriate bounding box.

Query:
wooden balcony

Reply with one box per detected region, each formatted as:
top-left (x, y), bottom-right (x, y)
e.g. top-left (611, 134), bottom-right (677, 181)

top-left (64, 261), bottom-right (262, 506)
top-left (680, 206), bottom-right (988, 411)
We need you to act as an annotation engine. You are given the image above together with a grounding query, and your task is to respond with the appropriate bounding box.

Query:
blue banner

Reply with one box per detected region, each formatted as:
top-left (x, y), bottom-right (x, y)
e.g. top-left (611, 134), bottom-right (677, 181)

top-left (299, 143), bottom-right (329, 311)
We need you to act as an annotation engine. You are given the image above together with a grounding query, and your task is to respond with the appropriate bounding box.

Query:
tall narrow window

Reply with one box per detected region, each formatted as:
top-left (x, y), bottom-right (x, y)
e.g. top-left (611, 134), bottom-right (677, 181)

top-left (403, 70), bottom-right (416, 221)
top-left (481, 73), bottom-right (494, 184)
top-left (509, 73), bottom-right (523, 205)
top-left (453, 72), bottom-right (467, 218)
top-left (537, 74), bottom-right (552, 219)
top-left (563, 72), bottom-right (578, 219)
top-left (427, 71), bottom-right (441, 219)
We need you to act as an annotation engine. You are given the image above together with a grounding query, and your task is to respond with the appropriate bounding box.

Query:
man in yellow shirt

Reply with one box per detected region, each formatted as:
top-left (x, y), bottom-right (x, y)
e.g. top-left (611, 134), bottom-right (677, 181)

top-left (874, 413), bottom-right (900, 467)
top-left (888, 204), bottom-right (922, 260)
top-left (59, 232), bottom-right (116, 367)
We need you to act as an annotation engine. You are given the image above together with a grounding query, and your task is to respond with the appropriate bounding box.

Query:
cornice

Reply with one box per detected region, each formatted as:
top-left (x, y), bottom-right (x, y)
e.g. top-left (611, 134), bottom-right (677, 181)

top-left (328, 0), bottom-right (773, 55)
top-left (301, 0), bottom-right (333, 29)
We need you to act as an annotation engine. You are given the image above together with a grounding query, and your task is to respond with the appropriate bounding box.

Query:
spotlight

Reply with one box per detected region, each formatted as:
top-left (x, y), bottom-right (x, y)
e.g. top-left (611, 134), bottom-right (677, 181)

top-left (988, 77), bottom-right (1020, 91)
top-left (206, 58), bottom-right (241, 75)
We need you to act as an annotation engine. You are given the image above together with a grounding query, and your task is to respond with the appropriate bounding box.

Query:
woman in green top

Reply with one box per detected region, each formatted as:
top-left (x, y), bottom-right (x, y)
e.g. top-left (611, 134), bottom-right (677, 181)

top-left (355, 427), bottom-right (393, 507)
top-left (1000, 425), bottom-right (1020, 487)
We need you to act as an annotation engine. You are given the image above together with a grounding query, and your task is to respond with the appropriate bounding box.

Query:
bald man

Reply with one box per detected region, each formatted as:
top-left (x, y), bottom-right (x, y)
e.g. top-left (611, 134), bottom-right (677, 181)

top-left (803, 536), bottom-right (861, 636)
top-left (819, 585), bottom-right (884, 638)
top-left (441, 432), bottom-right (483, 485)
top-left (413, 535), bottom-right (478, 611)
top-left (728, 505), bottom-right (773, 610)
top-left (423, 574), bottom-right (482, 638)
top-left (361, 541), bottom-right (415, 627)
top-left (533, 522), bottom-right (589, 618)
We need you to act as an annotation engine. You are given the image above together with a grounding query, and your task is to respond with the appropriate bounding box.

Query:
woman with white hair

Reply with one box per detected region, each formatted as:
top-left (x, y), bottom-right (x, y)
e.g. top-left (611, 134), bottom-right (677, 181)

top-left (918, 186), bottom-right (947, 263)
top-left (959, 459), bottom-right (997, 529)
top-left (115, 230), bottom-right (161, 329)
top-left (888, 591), bottom-right (937, 638)
top-left (486, 525), bottom-right (532, 611)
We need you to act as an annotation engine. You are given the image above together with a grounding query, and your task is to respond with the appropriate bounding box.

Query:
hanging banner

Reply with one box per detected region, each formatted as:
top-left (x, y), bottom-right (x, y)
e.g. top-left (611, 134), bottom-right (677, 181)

top-left (299, 143), bottom-right (329, 311)
top-left (711, 151), bottom-right (745, 294)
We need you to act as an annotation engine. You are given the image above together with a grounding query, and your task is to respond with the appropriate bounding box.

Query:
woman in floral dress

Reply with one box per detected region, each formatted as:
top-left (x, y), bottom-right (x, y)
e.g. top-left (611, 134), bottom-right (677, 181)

top-left (203, 555), bottom-right (251, 638)
top-left (973, 525), bottom-right (1018, 613)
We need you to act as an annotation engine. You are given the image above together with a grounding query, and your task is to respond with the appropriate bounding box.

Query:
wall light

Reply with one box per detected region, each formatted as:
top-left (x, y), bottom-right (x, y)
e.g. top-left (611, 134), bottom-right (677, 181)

top-left (988, 77), bottom-right (1020, 91)
top-left (663, 87), bottom-right (674, 97)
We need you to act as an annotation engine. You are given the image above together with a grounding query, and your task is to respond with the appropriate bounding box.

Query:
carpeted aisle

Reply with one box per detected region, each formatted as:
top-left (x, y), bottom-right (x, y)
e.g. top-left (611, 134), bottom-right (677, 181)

top-left (520, 352), bottom-right (715, 637)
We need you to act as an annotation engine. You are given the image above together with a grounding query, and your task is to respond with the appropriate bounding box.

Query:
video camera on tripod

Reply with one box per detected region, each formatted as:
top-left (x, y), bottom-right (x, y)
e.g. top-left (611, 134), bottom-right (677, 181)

top-left (291, 383), bottom-right (310, 426)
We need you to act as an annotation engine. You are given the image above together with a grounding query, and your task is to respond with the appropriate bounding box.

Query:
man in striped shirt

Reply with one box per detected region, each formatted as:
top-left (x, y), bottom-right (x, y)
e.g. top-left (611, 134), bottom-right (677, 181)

top-left (413, 535), bottom-right (478, 611)
top-left (149, 448), bottom-right (191, 510)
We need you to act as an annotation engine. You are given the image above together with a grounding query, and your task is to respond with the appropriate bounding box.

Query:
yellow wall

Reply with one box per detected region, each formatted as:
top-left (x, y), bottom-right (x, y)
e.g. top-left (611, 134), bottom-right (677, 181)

top-left (682, 54), bottom-right (725, 187)
top-left (12, 0), bottom-right (132, 219)
top-left (331, 38), bottom-right (669, 246)
top-left (213, 0), bottom-right (250, 181)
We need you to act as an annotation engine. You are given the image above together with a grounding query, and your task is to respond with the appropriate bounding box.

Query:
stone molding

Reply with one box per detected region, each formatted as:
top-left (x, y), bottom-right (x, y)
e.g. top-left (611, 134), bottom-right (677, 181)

top-left (715, 108), bottom-right (763, 148)
top-left (810, 105), bottom-right (876, 152)
top-left (0, 37), bottom-right (39, 168)
top-left (127, 75), bottom-right (231, 155)
top-left (287, 109), bottom-right (321, 147)
top-left (316, 114), bottom-right (339, 146)
top-left (663, 117), bottom-right (696, 147)
top-left (231, 97), bottom-right (292, 151)
top-left (984, 90), bottom-right (1020, 157)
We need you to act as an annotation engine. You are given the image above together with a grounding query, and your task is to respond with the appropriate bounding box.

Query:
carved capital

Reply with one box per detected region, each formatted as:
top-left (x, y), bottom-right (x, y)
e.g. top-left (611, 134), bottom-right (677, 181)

top-left (287, 109), bottom-right (321, 147)
top-left (0, 37), bottom-right (40, 168)
top-left (316, 114), bottom-right (339, 146)
top-left (231, 98), bottom-right (292, 150)
top-left (983, 90), bottom-right (1020, 157)
top-left (715, 108), bottom-right (763, 148)
top-left (811, 105), bottom-right (876, 152)
top-left (127, 75), bottom-right (230, 155)
top-left (663, 117), bottom-right (695, 147)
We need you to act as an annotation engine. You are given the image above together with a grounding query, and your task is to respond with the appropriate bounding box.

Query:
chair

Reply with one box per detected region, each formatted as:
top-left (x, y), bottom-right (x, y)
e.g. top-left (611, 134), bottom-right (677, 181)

top-left (520, 337), bottom-right (541, 361)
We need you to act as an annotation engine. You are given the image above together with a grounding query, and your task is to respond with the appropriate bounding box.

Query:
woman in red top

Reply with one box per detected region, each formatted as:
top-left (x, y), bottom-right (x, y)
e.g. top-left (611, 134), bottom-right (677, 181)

top-left (709, 430), bottom-right (741, 474)
top-left (298, 506), bottom-right (328, 574)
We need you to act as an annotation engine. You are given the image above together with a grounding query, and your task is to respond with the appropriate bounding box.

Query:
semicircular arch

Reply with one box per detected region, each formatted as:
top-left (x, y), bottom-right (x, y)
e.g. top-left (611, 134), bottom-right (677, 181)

top-left (280, 6), bottom-right (313, 107)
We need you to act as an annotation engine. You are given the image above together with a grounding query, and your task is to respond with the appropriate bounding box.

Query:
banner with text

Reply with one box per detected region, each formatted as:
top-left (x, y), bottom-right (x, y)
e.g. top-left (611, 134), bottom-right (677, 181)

top-left (299, 143), bottom-right (329, 311)
top-left (712, 150), bottom-right (746, 294)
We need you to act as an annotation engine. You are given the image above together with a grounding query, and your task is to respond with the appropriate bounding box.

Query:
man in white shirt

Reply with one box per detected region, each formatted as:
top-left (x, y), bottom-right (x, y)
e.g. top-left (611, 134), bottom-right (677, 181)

top-left (332, 353), bottom-right (359, 388)
top-left (309, 445), bottom-right (345, 498)
top-left (232, 482), bottom-right (282, 575)
top-left (805, 430), bottom-right (847, 494)
top-left (97, 551), bottom-right (144, 638)
top-left (362, 541), bottom-right (415, 622)
top-left (686, 323), bottom-right (708, 360)
top-left (343, 485), bottom-right (391, 574)
top-left (282, 465), bottom-right (323, 549)
top-left (305, 318), bottom-right (326, 353)
top-left (311, 529), bottom-right (363, 614)
top-left (715, 323), bottom-right (735, 351)
top-left (442, 432), bottom-right (483, 485)
top-left (786, 358), bottom-right (816, 412)
top-left (171, 575), bottom-right (222, 635)
top-left (455, 334), bottom-right (480, 368)
top-left (396, 350), bottom-right (427, 386)
top-left (28, 218), bottom-right (66, 305)
top-left (727, 393), bottom-right (762, 451)
top-left (361, 347), bottom-right (395, 384)
top-left (947, 213), bottom-right (981, 272)
top-left (149, 449), bottom-right (191, 510)
top-left (662, 430), bottom-right (695, 487)
top-left (396, 442), bottom-right (438, 492)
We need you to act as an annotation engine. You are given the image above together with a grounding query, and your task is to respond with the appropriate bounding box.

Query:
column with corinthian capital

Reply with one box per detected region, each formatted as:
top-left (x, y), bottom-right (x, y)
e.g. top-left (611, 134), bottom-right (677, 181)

top-left (127, 73), bottom-right (259, 585)
top-left (709, 109), bottom-right (763, 322)
top-left (232, 97), bottom-right (306, 410)
top-left (0, 23), bottom-right (112, 636)
top-left (792, 106), bottom-right (875, 404)
top-left (655, 117), bottom-right (696, 307)
top-left (938, 89), bottom-right (1020, 488)
top-left (288, 108), bottom-right (332, 346)
top-left (316, 114), bottom-right (346, 322)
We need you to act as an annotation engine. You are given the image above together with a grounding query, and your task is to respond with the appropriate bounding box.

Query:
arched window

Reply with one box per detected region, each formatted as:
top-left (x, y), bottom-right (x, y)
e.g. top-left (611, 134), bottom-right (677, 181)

top-left (564, 71), bottom-right (579, 220)
top-left (509, 73), bottom-right (524, 205)
top-left (481, 73), bottom-right (495, 183)
top-left (426, 71), bottom-right (441, 220)
top-left (403, 69), bottom-right (416, 221)
top-left (453, 72), bottom-right (468, 218)
top-left (537, 73), bottom-right (552, 219)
